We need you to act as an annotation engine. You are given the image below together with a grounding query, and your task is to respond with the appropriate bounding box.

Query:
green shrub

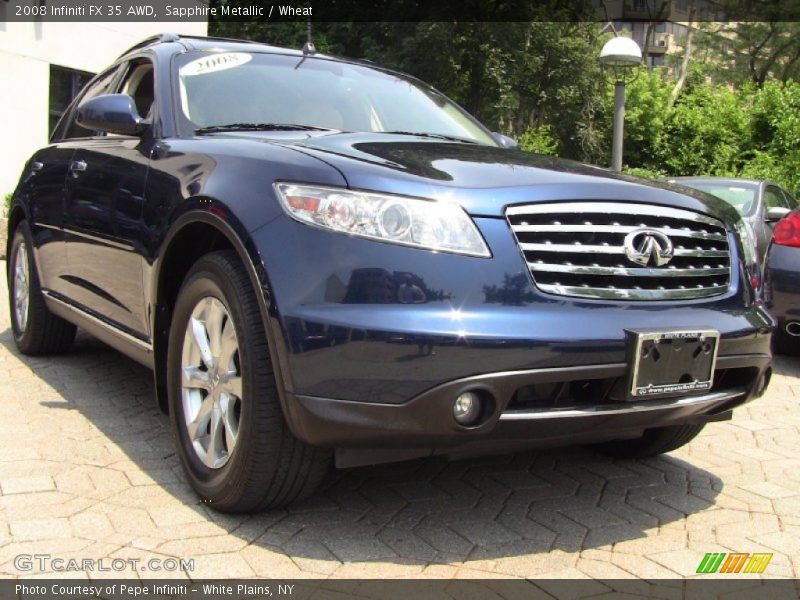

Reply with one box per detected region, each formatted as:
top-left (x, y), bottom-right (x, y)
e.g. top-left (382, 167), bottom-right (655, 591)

top-left (623, 166), bottom-right (666, 180)
top-left (610, 68), bottom-right (672, 169)
top-left (518, 123), bottom-right (559, 155)
top-left (607, 77), bottom-right (798, 195)
top-left (744, 81), bottom-right (800, 194)
top-left (656, 84), bottom-right (749, 176)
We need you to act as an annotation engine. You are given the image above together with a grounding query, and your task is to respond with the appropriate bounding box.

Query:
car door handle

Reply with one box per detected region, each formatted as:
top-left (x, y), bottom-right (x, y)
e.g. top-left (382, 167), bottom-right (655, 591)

top-left (69, 160), bottom-right (88, 175)
top-left (31, 161), bottom-right (44, 173)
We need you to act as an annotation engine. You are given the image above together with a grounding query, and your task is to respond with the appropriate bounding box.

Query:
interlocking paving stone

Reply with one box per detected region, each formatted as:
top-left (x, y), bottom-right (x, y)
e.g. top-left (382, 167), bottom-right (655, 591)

top-left (0, 475), bottom-right (56, 495)
top-left (0, 264), bottom-right (798, 579)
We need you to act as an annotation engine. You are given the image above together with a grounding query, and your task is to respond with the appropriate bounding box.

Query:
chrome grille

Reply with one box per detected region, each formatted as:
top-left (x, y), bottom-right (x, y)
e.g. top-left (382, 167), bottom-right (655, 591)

top-left (506, 202), bottom-right (731, 300)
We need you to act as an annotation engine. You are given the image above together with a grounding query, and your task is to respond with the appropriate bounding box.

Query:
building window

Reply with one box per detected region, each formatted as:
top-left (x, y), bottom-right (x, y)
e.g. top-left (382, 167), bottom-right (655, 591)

top-left (49, 65), bottom-right (94, 136)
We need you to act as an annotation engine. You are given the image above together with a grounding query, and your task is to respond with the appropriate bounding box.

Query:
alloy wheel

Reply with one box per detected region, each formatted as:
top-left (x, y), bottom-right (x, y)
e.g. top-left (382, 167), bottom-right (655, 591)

top-left (181, 296), bottom-right (243, 469)
top-left (13, 243), bottom-right (30, 333)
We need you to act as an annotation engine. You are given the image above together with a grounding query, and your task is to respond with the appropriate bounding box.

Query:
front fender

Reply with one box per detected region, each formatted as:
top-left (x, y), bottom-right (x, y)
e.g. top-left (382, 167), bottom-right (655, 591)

top-left (149, 205), bottom-right (300, 430)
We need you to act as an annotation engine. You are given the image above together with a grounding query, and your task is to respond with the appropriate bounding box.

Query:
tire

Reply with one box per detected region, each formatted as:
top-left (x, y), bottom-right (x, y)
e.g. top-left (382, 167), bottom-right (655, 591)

top-left (593, 423), bottom-right (705, 459)
top-left (167, 250), bottom-right (331, 512)
top-left (7, 222), bottom-right (76, 355)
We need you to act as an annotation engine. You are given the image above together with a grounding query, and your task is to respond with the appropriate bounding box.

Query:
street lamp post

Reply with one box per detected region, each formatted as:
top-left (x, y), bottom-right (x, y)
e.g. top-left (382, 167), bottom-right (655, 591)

top-left (599, 36), bottom-right (642, 171)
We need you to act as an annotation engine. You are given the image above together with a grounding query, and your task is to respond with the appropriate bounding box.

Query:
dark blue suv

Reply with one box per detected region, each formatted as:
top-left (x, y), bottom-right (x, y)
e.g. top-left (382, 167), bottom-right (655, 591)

top-left (6, 34), bottom-right (774, 512)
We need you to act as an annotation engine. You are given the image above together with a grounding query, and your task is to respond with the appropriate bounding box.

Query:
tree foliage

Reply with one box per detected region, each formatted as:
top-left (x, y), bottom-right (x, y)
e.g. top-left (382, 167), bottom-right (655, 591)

top-left (210, 20), bottom-right (800, 193)
top-left (615, 75), bottom-right (800, 194)
top-left (696, 22), bottom-right (800, 87)
top-left (518, 124), bottom-right (559, 155)
top-left (210, 21), bottom-right (608, 155)
top-left (606, 68), bottom-right (672, 168)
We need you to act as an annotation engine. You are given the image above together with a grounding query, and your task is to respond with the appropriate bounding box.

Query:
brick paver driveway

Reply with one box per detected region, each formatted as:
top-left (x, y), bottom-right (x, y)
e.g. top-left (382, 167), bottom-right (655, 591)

top-left (0, 263), bottom-right (798, 580)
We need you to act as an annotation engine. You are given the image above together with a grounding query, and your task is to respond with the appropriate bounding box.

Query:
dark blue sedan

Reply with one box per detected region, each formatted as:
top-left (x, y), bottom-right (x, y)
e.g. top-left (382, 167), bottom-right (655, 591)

top-left (5, 34), bottom-right (774, 511)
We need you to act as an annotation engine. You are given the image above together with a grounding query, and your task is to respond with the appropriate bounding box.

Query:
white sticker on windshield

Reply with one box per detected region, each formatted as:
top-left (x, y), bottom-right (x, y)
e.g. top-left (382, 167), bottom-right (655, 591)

top-left (180, 52), bottom-right (253, 77)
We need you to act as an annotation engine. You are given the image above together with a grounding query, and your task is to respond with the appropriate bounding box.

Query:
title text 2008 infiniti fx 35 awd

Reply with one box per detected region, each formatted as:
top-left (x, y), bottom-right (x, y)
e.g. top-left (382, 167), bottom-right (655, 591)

top-left (6, 34), bottom-right (774, 512)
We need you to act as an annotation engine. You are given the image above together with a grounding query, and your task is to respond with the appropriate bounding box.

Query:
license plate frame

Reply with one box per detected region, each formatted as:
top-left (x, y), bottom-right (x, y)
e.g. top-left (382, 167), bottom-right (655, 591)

top-left (627, 329), bottom-right (720, 398)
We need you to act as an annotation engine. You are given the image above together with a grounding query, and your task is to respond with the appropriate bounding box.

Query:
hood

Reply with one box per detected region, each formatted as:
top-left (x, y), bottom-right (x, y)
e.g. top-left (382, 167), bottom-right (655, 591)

top-left (208, 131), bottom-right (741, 225)
top-left (280, 133), bottom-right (740, 224)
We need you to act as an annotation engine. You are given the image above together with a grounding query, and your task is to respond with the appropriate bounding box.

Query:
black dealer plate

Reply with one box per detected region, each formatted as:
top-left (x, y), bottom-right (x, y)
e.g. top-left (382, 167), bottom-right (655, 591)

top-left (627, 329), bottom-right (720, 398)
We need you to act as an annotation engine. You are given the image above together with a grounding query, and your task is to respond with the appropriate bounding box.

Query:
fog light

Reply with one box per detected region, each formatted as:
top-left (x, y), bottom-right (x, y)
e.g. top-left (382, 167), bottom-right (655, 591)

top-left (454, 391), bottom-right (481, 425)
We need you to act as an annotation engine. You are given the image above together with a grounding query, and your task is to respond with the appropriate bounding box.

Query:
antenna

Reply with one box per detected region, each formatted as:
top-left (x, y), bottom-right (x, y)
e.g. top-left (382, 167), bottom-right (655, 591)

top-left (302, 18), bottom-right (316, 55)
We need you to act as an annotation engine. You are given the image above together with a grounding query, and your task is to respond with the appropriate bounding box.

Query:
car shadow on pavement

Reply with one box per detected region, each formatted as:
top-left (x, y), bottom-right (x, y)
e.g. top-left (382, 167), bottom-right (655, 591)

top-left (771, 353), bottom-right (800, 380)
top-left (1, 328), bottom-right (726, 572)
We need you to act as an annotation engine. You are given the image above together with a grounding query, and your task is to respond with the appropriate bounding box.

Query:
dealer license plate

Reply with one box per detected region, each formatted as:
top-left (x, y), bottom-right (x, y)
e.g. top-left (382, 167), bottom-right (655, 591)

top-left (628, 329), bottom-right (720, 398)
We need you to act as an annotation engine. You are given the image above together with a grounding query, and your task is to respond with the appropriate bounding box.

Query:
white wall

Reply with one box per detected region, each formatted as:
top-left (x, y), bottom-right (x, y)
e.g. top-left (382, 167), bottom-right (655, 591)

top-left (0, 20), bottom-right (208, 203)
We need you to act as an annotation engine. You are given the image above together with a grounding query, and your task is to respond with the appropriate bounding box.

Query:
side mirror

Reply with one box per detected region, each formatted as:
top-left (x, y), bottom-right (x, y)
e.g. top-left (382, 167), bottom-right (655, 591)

top-left (766, 206), bottom-right (791, 222)
top-left (76, 94), bottom-right (146, 136)
top-left (491, 132), bottom-right (518, 149)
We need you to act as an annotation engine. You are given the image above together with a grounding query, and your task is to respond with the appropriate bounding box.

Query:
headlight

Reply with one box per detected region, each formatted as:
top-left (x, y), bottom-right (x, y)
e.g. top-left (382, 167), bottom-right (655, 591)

top-left (274, 183), bottom-right (491, 257)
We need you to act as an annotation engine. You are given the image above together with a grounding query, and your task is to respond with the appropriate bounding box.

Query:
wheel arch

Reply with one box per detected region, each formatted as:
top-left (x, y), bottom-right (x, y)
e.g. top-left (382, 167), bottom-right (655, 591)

top-left (5, 202), bottom-right (29, 264)
top-left (151, 203), bottom-right (290, 417)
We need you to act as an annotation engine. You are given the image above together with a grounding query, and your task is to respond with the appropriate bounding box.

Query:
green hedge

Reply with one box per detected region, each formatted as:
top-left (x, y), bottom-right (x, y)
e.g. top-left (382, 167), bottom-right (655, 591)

top-left (520, 69), bottom-right (800, 195)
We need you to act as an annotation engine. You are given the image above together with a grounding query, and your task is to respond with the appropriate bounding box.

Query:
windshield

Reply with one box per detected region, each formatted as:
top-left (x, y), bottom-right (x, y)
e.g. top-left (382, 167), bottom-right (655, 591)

top-left (677, 181), bottom-right (758, 217)
top-left (174, 51), bottom-right (497, 145)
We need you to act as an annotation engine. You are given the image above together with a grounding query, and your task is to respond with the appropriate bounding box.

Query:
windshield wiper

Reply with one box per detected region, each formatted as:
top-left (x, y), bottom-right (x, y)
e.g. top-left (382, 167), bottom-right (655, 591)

top-left (381, 131), bottom-right (478, 144)
top-left (195, 123), bottom-right (335, 134)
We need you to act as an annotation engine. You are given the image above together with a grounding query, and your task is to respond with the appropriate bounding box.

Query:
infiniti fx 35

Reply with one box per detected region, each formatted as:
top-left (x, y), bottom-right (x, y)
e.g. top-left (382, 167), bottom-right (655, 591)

top-left (6, 34), bottom-right (774, 511)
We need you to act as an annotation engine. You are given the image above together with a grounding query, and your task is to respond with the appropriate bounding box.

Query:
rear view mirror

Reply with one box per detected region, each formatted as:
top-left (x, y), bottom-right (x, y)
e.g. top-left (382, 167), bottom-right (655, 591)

top-left (76, 93), bottom-right (146, 136)
top-left (491, 132), bottom-right (518, 149)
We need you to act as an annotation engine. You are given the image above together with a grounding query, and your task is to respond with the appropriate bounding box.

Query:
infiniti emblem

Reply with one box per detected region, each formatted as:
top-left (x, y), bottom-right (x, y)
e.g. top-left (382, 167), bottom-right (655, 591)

top-left (623, 229), bottom-right (674, 267)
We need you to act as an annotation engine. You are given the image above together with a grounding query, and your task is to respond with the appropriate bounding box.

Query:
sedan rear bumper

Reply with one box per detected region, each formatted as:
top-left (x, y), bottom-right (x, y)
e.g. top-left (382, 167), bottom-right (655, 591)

top-left (767, 244), bottom-right (800, 329)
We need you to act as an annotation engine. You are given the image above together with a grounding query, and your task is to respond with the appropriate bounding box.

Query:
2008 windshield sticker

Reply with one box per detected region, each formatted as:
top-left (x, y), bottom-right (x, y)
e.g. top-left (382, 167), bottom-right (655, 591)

top-left (180, 53), bottom-right (252, 77)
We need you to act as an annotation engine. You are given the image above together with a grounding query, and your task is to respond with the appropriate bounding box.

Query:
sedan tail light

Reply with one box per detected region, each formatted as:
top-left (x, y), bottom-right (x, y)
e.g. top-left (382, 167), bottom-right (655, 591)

top-left (773, 210), bottom-right (800, 248)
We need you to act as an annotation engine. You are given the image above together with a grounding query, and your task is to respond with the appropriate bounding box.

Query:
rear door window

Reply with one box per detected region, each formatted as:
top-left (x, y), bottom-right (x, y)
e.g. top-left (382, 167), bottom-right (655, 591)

top-left (764, 186), bottom-right (789, 210)
top-left (781, 189), bottom-right (798, 209)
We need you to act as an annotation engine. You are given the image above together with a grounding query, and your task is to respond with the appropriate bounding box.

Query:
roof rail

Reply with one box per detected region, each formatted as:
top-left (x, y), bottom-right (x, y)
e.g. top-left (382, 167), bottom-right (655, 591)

top-left (117, 32), bottom-right (181, 58)
top-left (175, 34), bottom-right (263, 46)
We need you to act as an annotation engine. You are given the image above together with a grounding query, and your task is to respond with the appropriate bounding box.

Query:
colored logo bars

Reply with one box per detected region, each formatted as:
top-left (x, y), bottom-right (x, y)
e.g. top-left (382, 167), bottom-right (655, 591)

top-left (696, 552), bottom-right (773, 574)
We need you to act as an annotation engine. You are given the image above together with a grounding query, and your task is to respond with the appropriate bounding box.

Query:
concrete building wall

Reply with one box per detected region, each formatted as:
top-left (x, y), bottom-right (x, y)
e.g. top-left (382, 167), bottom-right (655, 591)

top-left (0, 20), bottom-right (208, 203)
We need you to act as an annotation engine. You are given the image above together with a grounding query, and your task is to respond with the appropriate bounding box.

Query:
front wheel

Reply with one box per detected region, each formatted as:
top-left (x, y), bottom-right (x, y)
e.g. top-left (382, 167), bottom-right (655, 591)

top-left (167, 250), bottom-right (330, 512)
top-left (593, 423), bottom-right (705, 459)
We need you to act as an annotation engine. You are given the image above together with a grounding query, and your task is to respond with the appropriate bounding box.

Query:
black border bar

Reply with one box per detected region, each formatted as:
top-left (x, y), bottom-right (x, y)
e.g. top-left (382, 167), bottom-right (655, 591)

top-left (5, 579), bottom-right (800, 600)
top-left (4, 0), bottom-right (800, 23)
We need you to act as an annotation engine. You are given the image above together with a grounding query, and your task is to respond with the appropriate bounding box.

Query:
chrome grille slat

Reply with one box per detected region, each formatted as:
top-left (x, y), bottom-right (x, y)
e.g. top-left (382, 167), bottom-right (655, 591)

top-left (536, 284), bottom-right (725, 300)
top-left (507, 202), bottom-right (731, 301)
top-left (511, 224), bottom-right (727, 241)
top-left (528, 263), bottom-right (729, 277)
top-left (506, 201), bottom-right (723, 227)
top-left (518, 243), bottom-right (728, 258)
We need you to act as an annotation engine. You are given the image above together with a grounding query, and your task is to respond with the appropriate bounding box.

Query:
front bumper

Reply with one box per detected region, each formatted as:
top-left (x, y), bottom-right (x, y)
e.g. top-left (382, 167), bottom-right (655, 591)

top-left (285, 353), bottom-right (771, 450)
top-left (252, 214), bottom-right (774, 456)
